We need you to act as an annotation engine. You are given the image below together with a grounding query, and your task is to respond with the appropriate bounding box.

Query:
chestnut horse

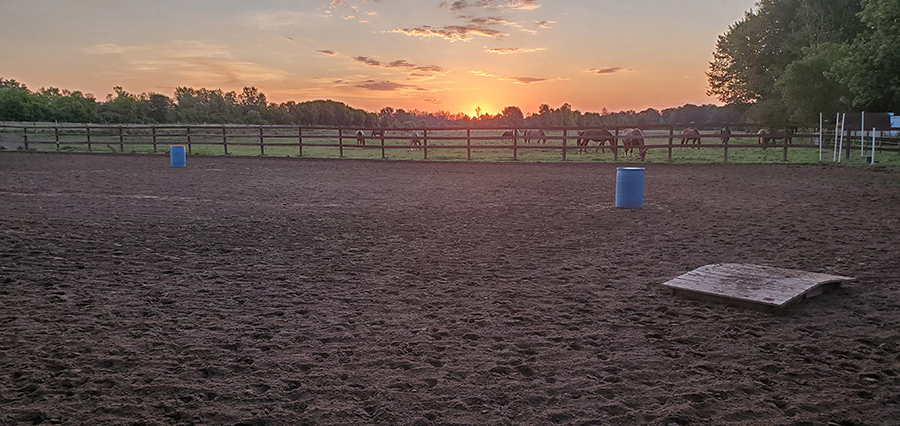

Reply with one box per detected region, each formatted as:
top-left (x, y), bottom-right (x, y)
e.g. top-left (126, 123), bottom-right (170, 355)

top-left (577, 129), bottom-right (615, 153)
top-left (758, 128), bottom-right (792, 150)
top-left (621, 128), bottom-right (647, 161)
top-left (409, 132), bottom-right (422, 150)
top-left (680, 128), bottom-right (701, 148)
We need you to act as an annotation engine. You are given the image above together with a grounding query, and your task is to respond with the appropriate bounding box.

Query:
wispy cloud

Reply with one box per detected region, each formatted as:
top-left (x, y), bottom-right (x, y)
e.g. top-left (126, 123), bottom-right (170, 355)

top-left (352, 55), bottom-right (446, 74)
top-left (485, 47), bottom-right (546, 55)
top-left (587, 67), bottom-right (626, 75)
top-left (391, 25), bottom-right (506, 41)
top-left (354, 56), bottom-right (382, 67)
top-left (442, 0), bottom-right (541, 11)
top-left (471, 70), bottom-right (556, 85)
top-left (355, 80), bottom-right (428, 92)
top-left (249, 11), bottom-right (320, 30)
top-left (317, 50), bottom-right (339, 56)
top-left (84, 41), bottom-right (287, 85)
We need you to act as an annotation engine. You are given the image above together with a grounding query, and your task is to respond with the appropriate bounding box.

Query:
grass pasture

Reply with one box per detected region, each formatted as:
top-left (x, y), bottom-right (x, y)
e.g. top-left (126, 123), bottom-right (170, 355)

top-left (1, 124), bottom-right (898, 169)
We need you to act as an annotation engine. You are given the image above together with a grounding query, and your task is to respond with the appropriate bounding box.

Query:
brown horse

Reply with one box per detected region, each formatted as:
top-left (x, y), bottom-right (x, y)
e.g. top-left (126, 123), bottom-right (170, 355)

top-left (758, 128), bottom-right (792, 149)
top-left (621, 128), bottom-right (647, 161)
top-left (680, 128), bottom-right (701, 148)
top-left (409, 132), bottom-right (422, 150)
top-left (371, 129), bottom-right (385, 138)
top-left (523, 129), bottom-right (546, 145)
top-left (577, 129), bottom-right (615, 153)
top-left (719, 126), bottom-right (731, 145)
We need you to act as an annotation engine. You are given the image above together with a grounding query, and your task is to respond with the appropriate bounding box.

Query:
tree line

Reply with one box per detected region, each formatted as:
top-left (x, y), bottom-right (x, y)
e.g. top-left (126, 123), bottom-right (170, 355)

top-left (0, 78), bottom-right (743, 129)
top-left (708, 0), bottom-right (900, 126)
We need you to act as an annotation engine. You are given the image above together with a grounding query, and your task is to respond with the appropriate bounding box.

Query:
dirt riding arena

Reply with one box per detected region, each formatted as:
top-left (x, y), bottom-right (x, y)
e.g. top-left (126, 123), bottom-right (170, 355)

top-left (1, 153), bottom-right (899, 425)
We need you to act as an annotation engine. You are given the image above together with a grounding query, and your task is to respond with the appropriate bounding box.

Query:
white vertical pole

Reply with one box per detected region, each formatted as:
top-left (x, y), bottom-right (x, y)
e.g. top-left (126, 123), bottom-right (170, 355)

top-left (819, 112), bottom-right (823, 161)
top-left (838, 113), bottom-right (846, 162)
top-left (833, 112), bottom-right (840, 162)
top-left (872, 128), bottom-right (876, 164)
top-left (861, 111), bottom-right (865, 157)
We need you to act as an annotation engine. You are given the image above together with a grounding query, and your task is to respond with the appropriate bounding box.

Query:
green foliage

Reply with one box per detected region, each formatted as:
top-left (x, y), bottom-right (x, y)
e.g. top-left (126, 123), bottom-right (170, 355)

top-left (708, 0), bottom-right (869, 125)
top-left (838, 0), bottom-right (900, 111)
top-left (777, 43), bottom-right (851, 122)
top-left (1, 80), bottom-right (738, 128)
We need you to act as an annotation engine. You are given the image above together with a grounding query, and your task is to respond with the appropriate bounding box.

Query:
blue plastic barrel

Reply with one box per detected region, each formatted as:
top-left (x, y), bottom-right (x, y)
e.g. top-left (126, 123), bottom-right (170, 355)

top-left (615, 167), bottom-right (644, 208)
top-left (170, 145), bottom-right (186, 167)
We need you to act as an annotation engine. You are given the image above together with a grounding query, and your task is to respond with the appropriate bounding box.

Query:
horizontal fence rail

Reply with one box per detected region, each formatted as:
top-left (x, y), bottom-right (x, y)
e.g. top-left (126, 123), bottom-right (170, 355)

top-left (2, 123), bottom-right (898, 163)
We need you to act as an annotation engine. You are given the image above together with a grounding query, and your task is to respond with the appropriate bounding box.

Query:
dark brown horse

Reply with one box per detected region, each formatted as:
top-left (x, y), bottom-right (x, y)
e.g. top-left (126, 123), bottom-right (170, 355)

top-left (523, 129), bottom-right (546, 145)
top-left (577, 129), bottom-right (615, 153)
top-left (719, 126), bottom-right (731, 145)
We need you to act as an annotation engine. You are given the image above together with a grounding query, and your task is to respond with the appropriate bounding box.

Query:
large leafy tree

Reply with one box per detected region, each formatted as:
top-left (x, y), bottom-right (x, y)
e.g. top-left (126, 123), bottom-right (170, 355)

top-left (707, 0), bottom-right (864, 125)
top-left (838, 0), bottom-right (900, 111)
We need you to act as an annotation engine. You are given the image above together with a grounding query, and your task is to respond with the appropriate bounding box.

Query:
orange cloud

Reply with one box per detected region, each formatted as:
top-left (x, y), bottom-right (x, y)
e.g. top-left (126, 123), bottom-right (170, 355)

top-left (485, 47), bottom-right (545, 54)
top-left (391, 25), bottom-right (506, 42)
top-left (470, 70), bottom-right (554, 85)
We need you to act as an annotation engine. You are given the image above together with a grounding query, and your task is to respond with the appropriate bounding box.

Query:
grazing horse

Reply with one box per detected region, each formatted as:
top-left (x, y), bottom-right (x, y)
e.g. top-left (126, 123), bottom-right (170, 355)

top-left (758, 128), bottom-right (792, 150)
top-left (355, 130), bottom-right (366, 146)
top-left (523, 129), bottom-right (546, 145)
top-left (620, 128), bottom-right (647, 161)
top-left (719, 126), bottom-right (731, 145)
top-left (409, 132), bottom-right (422, 150)
top-left (680, 128), bottom-right (701, 148)
top-left (501, 131), bottom-right (515, 142)
top-left (577, 129), bottom-right (615, 153)
top-left (371, 129), bottom-right (385, 138)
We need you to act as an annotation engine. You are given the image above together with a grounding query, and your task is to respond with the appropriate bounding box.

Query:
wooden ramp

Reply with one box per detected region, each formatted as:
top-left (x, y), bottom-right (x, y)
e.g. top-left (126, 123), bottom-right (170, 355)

top-left (662, 264), bottom-right (854, 310)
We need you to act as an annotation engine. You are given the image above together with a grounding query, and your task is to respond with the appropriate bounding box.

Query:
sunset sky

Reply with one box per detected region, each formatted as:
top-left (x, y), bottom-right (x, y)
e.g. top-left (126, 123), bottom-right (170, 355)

top-left (0, 0), bottom-right (757, 116)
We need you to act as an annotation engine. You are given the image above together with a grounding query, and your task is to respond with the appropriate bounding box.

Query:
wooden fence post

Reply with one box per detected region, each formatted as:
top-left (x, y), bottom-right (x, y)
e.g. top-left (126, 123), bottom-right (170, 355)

top-left (55, 127), bottom-right (60, 151)
top-left (467, 129), bottom-right (472, 161)
top-left (119, 126), bottom-right (124, 152)
top-left (562, 129), bottom-right (567, 161)
top-left (783, 137), bottom-right (788, 161)
top-left (512, 130), bottom-right (517, 161)
top-left (187, 127), bottom-right (192, 154)
top-left (613, 128), bottom-right (619, 161)
top-left (423, 129), bottom-right (428, 160)
top-left (723, 134), bottom-right (729, 162)
top-left (151, 127), bottom-right (157, 153)
top-left (380, 130), bottom-right (385, 159)
top-left (23, 128), bottom-right (28, 150)
top-left (259, 127), bottom-right (265, 156)
top-left (338, 128), bottom-right (343, 158)
top-left (668, 126), bottom-right (674, 162)
top-left (86, 126), bottom-right (91, 151)
top-left (298, 127), bottom-right (303, 157)
top-left (222, 126), bottom-right (228, 155)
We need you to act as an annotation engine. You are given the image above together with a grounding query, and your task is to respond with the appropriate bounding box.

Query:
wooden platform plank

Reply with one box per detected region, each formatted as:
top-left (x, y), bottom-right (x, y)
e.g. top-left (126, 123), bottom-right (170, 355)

top-left (662, 264), bottom-right (854, 309)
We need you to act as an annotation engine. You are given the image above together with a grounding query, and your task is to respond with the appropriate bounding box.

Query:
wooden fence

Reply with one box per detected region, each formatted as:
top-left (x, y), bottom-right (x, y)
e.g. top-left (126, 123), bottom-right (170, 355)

top-left (2, 123), bottom-right (898, 162)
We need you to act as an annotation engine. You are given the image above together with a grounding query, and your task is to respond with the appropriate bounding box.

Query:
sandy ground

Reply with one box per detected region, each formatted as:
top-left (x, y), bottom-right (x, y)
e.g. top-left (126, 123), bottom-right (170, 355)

top-left (1, 152), bottom-right (899, 426)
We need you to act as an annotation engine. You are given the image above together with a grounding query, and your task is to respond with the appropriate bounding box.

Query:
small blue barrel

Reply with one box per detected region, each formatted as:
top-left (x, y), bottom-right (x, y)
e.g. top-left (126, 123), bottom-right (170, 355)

top-left (615, 167), bottom-right (645, 208)
top-left (170, 145), bottom-right (186, 167)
